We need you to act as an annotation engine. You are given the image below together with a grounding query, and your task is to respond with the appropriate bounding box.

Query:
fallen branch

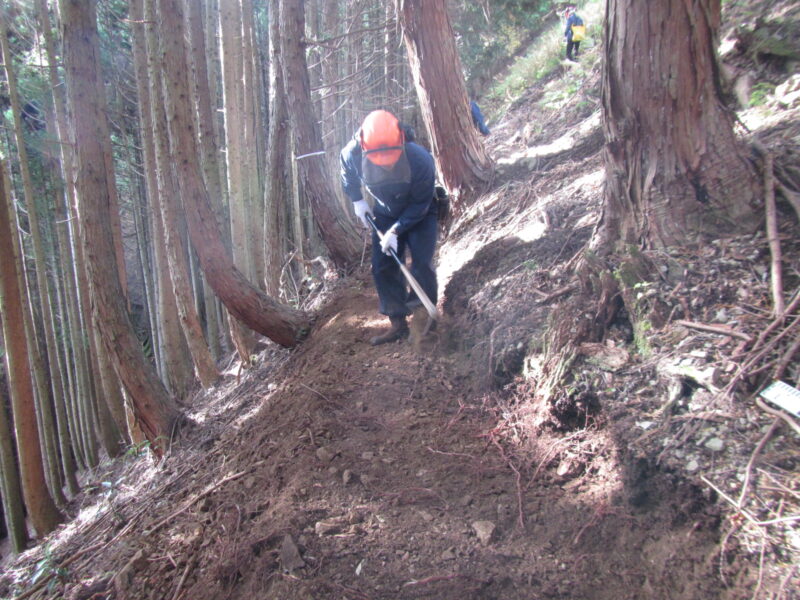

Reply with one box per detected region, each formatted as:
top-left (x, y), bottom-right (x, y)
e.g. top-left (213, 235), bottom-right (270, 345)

top-left (701, 476), bottom-right (800, 527)
top-left (776, 181), bottom-right (800, 224)
top-left (773, 333), bottom-right (800, 380)
top-left (674, 320), bottom-right (753, 343)
top-left (404, 573), bottom-right (462, 587)
top-left (13, 542), bottom-right (105, 600)
top-left (755, 396), bottom-right (800, 437)
top-left (764, 151), bottom-right (785, 317)
top-left (146, 470), bottom-right (247, 535)
top-left (737, 417), bottom-right (780, 508)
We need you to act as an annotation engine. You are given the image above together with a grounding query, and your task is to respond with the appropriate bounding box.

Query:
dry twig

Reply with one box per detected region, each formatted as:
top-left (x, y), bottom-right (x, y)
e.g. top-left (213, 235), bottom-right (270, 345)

top-left (701, 476), bottom-right (800, 527)
top-left (737, 417), bottom-right (780, 508)
top-left (764, 151), bottom-right (785, 317)
top-left (674, 320), bottom-right (753, 343)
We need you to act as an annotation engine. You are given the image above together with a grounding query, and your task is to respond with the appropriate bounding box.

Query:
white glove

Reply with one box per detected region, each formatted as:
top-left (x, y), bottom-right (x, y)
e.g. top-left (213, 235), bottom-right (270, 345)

top-left (353, 199), bottom-right (373, 229)
top-left (380, 224), bottom-right (399, 256)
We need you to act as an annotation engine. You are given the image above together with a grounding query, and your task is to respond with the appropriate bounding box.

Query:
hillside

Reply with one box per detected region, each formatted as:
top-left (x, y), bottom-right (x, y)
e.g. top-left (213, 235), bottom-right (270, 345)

top-left (2, 3), bottom-right (799, 600)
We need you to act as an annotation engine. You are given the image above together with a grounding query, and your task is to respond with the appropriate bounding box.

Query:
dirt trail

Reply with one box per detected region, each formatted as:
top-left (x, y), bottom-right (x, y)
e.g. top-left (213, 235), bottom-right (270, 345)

top-left (2, 258), bottom-right (735, 600)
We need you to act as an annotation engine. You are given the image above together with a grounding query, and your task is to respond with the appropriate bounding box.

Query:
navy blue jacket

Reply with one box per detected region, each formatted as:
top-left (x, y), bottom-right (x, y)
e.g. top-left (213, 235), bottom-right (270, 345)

top-left (340, 138), bottom-right (436, 235)
top-left (565, 13), bottom-right (583, 41)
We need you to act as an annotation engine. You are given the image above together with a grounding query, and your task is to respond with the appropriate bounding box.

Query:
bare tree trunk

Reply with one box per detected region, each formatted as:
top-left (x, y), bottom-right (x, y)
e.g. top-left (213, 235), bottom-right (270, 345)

top-left (264, 0), bottom-right (290, 297)
top-left (396, 0), bottom-right (492, 206)
top-left (137, 0), bottom-right (219, 389)
top-left (241, 0), bottom-right (266, 289)
top-left (60, 0), bottom-right (180, 449)
top-left (0, 363), bottom-right (29, 552)
top-left (1, 15), bottom-right (70, 505)
top-left (155, 0), bottom-right (311, 348)
top-left (220, 0), bottom-right (251, 280)
top-left (185, 0), bottom-right (225, 359)
top-left (598, 0), bottom-right (759, 250)
top-left (279, 0), bottom-right (360, 269)
top-left (0, 161), bottom-right (64, 537)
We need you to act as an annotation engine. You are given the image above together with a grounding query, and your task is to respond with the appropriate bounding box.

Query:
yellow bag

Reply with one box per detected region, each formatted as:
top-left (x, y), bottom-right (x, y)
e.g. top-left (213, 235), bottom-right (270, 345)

top-left (571, 24), bottom-right (586, 42)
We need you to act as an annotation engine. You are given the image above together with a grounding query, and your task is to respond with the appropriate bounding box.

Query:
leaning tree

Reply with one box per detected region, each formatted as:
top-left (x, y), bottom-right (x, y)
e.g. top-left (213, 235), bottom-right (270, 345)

top-left (596, 0), bottom-right (760, 252)
top-left (396, 0), bottom-right (493, 209)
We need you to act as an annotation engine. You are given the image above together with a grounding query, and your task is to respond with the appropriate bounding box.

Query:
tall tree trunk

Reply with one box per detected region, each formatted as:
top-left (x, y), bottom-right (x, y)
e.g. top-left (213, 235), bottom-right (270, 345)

top-left (185, 0), bottom-right (225, 359)
top-left (155, 0), bottom-right (311, 348)
top-left (60, 0), bottom-right (180, 449)
top-left (396, 0), bottom-right (493, 206)
top-left (598, 0), bottom-right (760, 250)
top-left (279, 0), bottom-right (360, 269)
top-left (241, 0), bottom-right (266, 289)
top-left (0, 364), bottom-right (29, 552)
top-left (220, 0), bottom-right (251, 281)
top-left (0, 13), bottom-right (69, 505)
top-left (264, 0), bottom-right (289, 297)
top-left (0, 161), bottom-right (64, 537)
top-left (138, 0), bottom-right (219, 390)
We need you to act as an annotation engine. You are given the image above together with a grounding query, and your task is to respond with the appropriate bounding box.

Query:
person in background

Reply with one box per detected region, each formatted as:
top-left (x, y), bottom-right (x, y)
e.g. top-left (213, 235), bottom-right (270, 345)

top-left (340, 110), bottom-right (438, 345)
top-left (564, 6), bottom-right (584, 62)
top-left (470, 100), bottom-right (490, 136)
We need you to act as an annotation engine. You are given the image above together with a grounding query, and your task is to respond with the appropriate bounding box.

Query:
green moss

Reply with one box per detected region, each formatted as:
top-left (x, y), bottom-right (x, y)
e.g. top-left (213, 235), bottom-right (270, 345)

top-left (749, 82), bottom-right (776, 107)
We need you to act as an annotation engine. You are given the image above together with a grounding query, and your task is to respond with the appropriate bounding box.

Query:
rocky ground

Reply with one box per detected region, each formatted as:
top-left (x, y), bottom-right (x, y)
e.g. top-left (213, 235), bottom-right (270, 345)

top-left (1, 2), bottom-right (799, 599)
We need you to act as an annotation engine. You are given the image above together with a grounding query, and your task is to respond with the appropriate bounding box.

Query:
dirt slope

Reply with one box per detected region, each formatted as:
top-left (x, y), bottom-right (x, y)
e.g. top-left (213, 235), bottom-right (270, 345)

top-left (2, 10), bottom-right (800, 599)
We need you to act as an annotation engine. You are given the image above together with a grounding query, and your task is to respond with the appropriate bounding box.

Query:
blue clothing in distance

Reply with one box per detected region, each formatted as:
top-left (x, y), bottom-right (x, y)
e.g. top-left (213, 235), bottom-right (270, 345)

top-left (470, 100), bottom-right (490, 136)
top-left (565, 13), bottom-right (584, 41)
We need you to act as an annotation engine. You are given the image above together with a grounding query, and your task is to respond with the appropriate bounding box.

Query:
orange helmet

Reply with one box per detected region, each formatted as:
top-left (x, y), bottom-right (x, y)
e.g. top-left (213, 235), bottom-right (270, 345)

top-left (360, 110), bottom-right (404, 167)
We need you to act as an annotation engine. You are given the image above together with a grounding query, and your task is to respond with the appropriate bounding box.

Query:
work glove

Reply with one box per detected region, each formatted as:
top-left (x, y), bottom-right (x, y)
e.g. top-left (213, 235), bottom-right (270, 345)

top-left (380, 223), bottom-right (399, 256)
top-left (353, 199), bottom-right (373, 229)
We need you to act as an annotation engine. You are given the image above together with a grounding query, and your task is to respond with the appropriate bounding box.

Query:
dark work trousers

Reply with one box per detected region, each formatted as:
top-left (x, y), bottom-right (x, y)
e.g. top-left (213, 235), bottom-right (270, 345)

top-left (566, 40), bottom-right (580, 61)
top-left (371, 212), bottom-right (438, 318)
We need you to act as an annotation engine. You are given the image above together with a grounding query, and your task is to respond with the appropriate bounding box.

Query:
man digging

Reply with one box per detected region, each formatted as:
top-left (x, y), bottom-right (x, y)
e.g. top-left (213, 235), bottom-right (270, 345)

top-left (340, 109), bottom-right (439, 345)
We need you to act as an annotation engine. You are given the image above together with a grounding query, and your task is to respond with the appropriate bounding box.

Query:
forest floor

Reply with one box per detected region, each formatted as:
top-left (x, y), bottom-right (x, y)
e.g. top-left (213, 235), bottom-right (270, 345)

top-left (2, 2), bottom-right (800, 599)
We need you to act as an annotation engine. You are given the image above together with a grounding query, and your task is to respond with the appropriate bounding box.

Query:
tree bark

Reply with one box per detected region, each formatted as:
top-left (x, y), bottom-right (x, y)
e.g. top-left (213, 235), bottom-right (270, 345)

top-left (598, 0), bottom-right (760, 250)
top-left (0, 161), bottom-right (64, 537)
top-left (0, 363), bottom-right (29, 552)
top-left (185, 0), bottom-right (225, 359)
top-left (279, 0), bottom-right (361, 269)
top-left (59, 0), bottom-right (180, 449)
top-left (155, 0), bottom-right (311, 348)
top-left (396, 0), bottom-right (493, 206)
top-left (137, 0), bottom-right (219, 390)
top-left (264, 0), bottom-right (290, 297)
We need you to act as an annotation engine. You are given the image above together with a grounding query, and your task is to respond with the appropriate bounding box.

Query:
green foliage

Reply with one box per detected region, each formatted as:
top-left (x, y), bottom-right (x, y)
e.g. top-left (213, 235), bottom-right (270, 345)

top-left (451, 0), bottom-right (556, 85)
top-left (749, 82), bottom-right (776, 107)
top-left (125, 439), bottom-right (152, 458)
top-left (30, 545), bottom-right (69, 592)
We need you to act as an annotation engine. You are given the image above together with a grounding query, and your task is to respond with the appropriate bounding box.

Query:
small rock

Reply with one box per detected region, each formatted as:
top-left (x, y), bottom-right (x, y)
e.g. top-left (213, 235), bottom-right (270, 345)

top-left (686, 459), bottom-right (699, 472)
top-left (705, 438), bottom-right (725, 452)
top-left (472, 520), bottom-right (496, 545)
top-left (418, 510), bottom-right (434, 522)
top-left (343, 469), bottom-right (355, 484)
top-left (315, 518), bottom-right (346, 536)
top-left (280, 535), bottom-right (306, 572)
top-left (440, 548), bottom-right (456, 561)
top-left (316, 447), bottom-right (336, 463)
top-left (361, 451), bottom-right (374, 460)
